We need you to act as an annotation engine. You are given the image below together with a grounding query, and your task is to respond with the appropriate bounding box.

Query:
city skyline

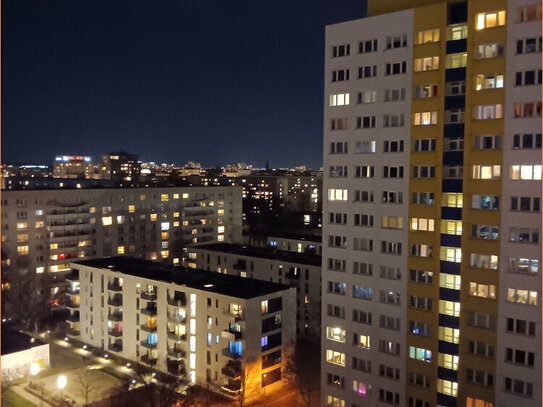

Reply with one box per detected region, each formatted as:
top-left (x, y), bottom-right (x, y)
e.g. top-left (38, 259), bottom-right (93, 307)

top-left (2, 0), bottom-right (365, 170)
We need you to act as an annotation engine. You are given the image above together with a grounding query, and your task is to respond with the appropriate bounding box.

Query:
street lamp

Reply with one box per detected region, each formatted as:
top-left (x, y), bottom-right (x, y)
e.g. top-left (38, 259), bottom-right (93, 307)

top-left (57, 375), bottom-right (67, 400)
top-left (29, 362), bottom-right (40, 386)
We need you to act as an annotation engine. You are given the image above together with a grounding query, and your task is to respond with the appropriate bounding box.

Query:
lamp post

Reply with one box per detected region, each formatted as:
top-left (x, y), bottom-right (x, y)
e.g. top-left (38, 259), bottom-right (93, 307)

top-left (57, 375), bottom-right (67, 402)
top-left (29, 362), bottom-right (40, 387)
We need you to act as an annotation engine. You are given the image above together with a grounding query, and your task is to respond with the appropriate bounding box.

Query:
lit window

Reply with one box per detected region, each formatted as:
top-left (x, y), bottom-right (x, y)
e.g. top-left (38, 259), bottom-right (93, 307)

top-left (475, 74), bottom-right (504, 90)
top-left (161, 222), bottom-right (170, 231)
top-left (441, 220), bottom-right (462, 235)
top-left (410, 218), bottom-right (435, 231)
top-left (440, 247), bottom-right (462, 263)
top-left (510, 165), bottom-right (542, 180)
top-left (218, 226), bottom-right (225, 233)
top-left (17, 222), bottom-right (28, 230)
top-left (440, 274), bottom-right (461, 290)
top-left (161, 250), bottom-right (169, 258)
top-left (17, 245), bottom-right (29, 255)
top-left (117, 246), bottom-right (125, 255)
top-left (439, 300), bottom-right (460, 317)
top-left (328, 188), bottom-right (348, 201)
top-left (473, 165), bottom-right (501, 180)
top-left (35, 221), bottom-right (45, 228)
top-left (439, 327), bottom-right (460, 344)
top-left (117, 215), bottom-right (124, 224)
top-left (326, 349), bottom-right (346, 366)
top-left (102, 216), bottom-right (112, 226)
top-left (173, 212), bottom-right (179, 218)
top-left (414, 56), bottom-right (439, 71)
top-left (36, 267), bottom-right (45, 274)
top-left (150, 214), bottom-right (157, 221)
top-left (182, 193), bottom-right (189, 199)
top-left (330, 93), bottom-right (350, 106)
top-left (476, 10), bottom-right (506, 30)
top-left (438, 379), bottom-right (458, 397)
top-left (469, 282), bottom-right (496, 299)
top-left (353, 380), bottom-right (369, 397)
top-left (438, 353), bottom-right (458, 370)
top-left (128, 205), bottom-right (135, 213)
top-left (413, 111), bottom-right (437, 126)
top-left (409, 346), bottom-right (432, 362)
top-left (445, 52), bottom-right (467, 68)
top-left (161, 194), bottom-right (169, 202)
top-left (416, 28), bottom-right (439, 44)
top-left (326, 326), bottom-right (346, 343)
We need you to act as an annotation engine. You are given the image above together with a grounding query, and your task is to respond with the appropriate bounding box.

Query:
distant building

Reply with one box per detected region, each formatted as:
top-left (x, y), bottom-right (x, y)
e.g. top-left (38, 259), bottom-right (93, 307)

top-left (53, 155), bottom-right (93, 179)
top-left (100, 152), bottom-right (140, 182)
top-left (66, 257), bottom-right (296, 397)
top-left (187, 243), bottom-right (321, 342)
top-left (1, 186), bottom-right (242, 277)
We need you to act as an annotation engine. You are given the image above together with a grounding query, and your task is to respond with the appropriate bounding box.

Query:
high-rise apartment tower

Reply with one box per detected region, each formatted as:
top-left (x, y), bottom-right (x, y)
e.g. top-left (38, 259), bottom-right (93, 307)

top-left (322, 1), bottom-right (541, 406)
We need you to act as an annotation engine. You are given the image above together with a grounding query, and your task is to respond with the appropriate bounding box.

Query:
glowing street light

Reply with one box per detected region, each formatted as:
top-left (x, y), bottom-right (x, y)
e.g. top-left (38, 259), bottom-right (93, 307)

top-left (57, 375), bottom-right (67, 400)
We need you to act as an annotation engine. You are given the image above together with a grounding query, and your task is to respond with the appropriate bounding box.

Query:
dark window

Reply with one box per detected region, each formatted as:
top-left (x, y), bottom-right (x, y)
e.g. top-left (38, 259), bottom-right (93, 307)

top-left (261, 367), bottom-right (281, 387)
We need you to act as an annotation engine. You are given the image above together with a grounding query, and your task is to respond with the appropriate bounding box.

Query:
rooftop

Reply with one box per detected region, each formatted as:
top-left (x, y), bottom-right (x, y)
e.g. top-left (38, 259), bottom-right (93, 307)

top-left (73, 257), bottom-right (292, 299)
top-left (1, 329), bottom-right (46, 356)
top-left (191, 243), bottom-right (321, 266)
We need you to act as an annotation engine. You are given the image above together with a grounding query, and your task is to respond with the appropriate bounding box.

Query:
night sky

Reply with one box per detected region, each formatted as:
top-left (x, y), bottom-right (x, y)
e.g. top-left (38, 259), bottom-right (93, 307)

top-left (2, 0), bottom-right (366, 169)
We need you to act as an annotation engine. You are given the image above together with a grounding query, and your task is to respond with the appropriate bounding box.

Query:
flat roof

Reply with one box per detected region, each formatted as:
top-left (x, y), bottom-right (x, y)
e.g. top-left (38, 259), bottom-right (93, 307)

top-left (73, 257), bottom-right (292, 299)
top-left (1, 329), bottom-right (46, 355)
top-left (191, 243), bottom-right (321, 267)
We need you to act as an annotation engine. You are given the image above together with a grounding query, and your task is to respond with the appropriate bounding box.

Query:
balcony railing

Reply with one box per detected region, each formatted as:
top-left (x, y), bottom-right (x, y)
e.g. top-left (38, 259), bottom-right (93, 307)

top-left (167, 298), bottom-right (186, 307)
top-left (66, 313), bottom-right (80, 322)
top-left (167, 363), bottom-right (185, 375)
top-left (167, 332), bottom-right (186, 341)
top-left (108, 313), bottom-right (123, 322)
top-left (140, 340), bottom-right (157, 349)
top-left (223, 327), bottom-right (242, 340)
top-left (221, 348), bottom-right (241, 360)
top-left (67, 328), bottom-right (80, 337)
top-left (66, 300), bottom-right (79, 309)
top-left (141, 307), bottom-right (157, 316)
top-left (107, 282), bottom-right (122, 292)
top-left (167, 349), bottom-right (186, 359)
top-left (108, 329), bottom-right (123, 337)
top-left (221, 361), bottom-right (242, 378)
top-left (65, 272), bottom-right (79, 282)
top-left (108, 342), bottom-right (123, 352)
top-left (107, 297), bottom-right (122, 307)
top-left (167, 314), bottom-right (186, 324)
top-left (141, 324), bottom-right (157, 333)
top-left (141, 354), bottom-right (158, 365)
top-left (140, 291), bottom-right (157, 301)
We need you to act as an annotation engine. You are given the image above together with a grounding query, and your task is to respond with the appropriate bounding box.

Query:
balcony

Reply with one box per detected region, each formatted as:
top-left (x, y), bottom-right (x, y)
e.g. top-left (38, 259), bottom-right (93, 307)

top-left (140, 291), bottom-right (157, 301)
top-left (167, 348), bottom-right (186, 359)
top-left (221, 380), bottom-right (241, 395)
top-left (107, 282), bottom-right (122, 292)
top-left (221, 361), bottom-right (242, 378)
top-left (65, 271), bottom-right (79, 282)
top-left (167, 332), bottom-right (186, 341)
top-left (167, 314), bottom-right (186, 324)
top-left (66, 312), bottom-right (80, 322)
top-left (67, 328), bottom-right (80, 337)
top-left (108, 342), bottom-right (123, 352)
top-left (140, 354), bottom-right (158, 366)
top-left (108, 313), bottom-right (123, 322)
top-left (108, 329), bottom-right (123, 337)
top-left (66, 299), bottom-right (79, 309)
top-left (167, 297), bottom-right (186, 307)
top-left (140, 340), bottom-right (157, 349)
top-left (141, 307), bottom-right (157, 316)
top-left (107, 297), bottom-right (123, 307)
top-left (141, 324), bottom-right (157, 333)
top-left (223, 327), bottom-right (242, 340)
top-left (167, 361), bottom-right (185, 375)
top-left (221, 348), bottom-right (241, 360)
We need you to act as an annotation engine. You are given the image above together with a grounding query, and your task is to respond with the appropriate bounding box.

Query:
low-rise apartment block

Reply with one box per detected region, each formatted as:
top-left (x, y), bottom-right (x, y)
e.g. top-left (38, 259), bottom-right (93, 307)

top-left (187, 243), bottom-right (321, 341)
top-left (66, 257), bottom-right (296, 398)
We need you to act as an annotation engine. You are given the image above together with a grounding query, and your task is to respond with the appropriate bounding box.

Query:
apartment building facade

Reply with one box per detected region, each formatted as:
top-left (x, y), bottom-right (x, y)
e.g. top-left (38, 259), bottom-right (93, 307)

top-left (66, 257), bottom-right (296, 398)
top-left (187, 243), bottom-right (322, 341)
top-left (1, 186), bottom-right (242, 277)
top-left (322, 1), bottom-right (541, 406)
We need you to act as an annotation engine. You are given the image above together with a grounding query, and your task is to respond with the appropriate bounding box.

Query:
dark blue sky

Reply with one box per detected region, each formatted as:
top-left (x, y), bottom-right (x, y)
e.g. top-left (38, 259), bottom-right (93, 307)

top-left (2, 0), bottom-right (365, 169)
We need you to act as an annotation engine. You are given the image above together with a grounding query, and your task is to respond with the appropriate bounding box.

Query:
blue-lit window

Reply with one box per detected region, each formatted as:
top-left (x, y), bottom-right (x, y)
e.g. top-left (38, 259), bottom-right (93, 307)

top-left (229, 340), bottom-right (242, 356)
top-left (147, 334), bottom-right (157, 345)
top-left (353, 285), bottom-right (373, 300)
top-left (261, 336), bottom-right (268, 348)
top-left (207, 333), bottom-right (212, 346)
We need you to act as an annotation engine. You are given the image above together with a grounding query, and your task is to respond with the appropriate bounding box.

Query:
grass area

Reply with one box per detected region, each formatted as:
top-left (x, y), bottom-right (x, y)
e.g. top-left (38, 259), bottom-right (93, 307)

top-left (1, 388), bottom-right (37, 407)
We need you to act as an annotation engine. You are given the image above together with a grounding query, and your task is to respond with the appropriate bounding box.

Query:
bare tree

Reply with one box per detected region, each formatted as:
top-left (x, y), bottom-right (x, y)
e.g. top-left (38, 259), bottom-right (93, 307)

top-left (76, 367), bottom-right (98, 407)
top-left (127, 363), bottom-right (186, 407)
top-left (4, 269), bottom-right (60, 336)
top-left (283, 340), bottom-right (320, 407)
